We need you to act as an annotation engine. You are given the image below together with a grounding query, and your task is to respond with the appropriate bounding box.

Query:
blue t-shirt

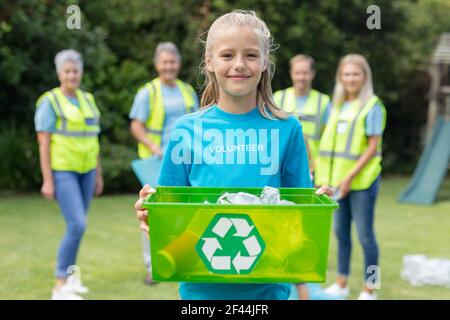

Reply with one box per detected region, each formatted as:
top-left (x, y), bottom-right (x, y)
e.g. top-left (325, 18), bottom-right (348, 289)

top-left (157, 104), bottom-right (312, 300)
top-left (129, 84), bottom-right (199, 152)
top-left (34, 96), bottom-right (79, 132)
top-left (341, 101), bottom-right (384, 136)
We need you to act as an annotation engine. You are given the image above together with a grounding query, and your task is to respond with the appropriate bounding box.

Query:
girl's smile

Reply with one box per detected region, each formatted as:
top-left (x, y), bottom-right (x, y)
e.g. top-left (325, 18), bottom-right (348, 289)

top-left (227, 73), bottom-right (251, 80)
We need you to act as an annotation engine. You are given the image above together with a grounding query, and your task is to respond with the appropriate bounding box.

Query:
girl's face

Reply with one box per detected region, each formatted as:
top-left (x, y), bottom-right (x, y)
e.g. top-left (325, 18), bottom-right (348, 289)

top-left (206, 25), bottom-right (267, 100)
top-left (58, 61), bottom-right (82, 92)
top-left (340, 62), bottom-right (365, 97)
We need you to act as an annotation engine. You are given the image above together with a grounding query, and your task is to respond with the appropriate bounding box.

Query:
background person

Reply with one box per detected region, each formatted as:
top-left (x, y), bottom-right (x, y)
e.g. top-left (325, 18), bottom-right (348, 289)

top-left (35, 49), bottom-right (103, 300)
top-left (315, 54), bottom-right (387, 300)
top-left (129, 42), bottom-right (198, 285)
top-left (274, 54), bottom-right (330, 174)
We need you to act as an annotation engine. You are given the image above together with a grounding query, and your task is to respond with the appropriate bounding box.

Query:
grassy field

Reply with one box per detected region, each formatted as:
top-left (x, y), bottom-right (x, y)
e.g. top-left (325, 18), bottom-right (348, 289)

top-left (0, 177), bottom-right (449, 300)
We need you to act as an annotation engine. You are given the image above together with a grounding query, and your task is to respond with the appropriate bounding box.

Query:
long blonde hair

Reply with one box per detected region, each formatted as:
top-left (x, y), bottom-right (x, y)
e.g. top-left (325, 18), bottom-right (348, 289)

top-left (332, 54), bottom-right (374, 108)
top-left (200, 10), bottom-right (287, 120)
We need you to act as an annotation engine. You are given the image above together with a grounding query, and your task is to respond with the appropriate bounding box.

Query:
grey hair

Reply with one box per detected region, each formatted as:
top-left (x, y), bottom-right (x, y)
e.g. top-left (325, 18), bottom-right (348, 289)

top-left (54, 49), bottom-right (83, 74)
top-left (153, 42), bottom-right (181, 65)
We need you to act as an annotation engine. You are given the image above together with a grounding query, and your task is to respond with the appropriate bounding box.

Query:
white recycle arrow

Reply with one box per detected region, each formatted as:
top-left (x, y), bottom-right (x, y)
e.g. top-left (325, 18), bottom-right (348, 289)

top-left (230, 218), bottom-right (254, 237)
top-left (243, 235), bottom-right (262, 256)
top-left (232, 251), bottom-right (257, 274)
top-left (202, 237), bottom-right (222, 261)
top-left (211, 256), bottom-right (231, 270)
top-left (212, 217), bottom-right (233, 238)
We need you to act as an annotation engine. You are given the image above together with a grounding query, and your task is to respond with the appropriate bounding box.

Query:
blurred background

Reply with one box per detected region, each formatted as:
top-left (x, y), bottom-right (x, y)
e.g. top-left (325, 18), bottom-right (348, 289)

top-left (1, 0), bottom-right (450, 192)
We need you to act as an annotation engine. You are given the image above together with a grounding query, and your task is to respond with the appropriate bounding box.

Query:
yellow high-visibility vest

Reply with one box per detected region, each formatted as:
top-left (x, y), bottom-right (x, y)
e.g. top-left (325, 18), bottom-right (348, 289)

top-left (137, 78), bottom-right (196, 159)
top-left (274, 88), bottom-right (330, 160)
top-left (314, 95), bottom-right (386, 190)
top-left (36, 87), bottom-right (100, 173)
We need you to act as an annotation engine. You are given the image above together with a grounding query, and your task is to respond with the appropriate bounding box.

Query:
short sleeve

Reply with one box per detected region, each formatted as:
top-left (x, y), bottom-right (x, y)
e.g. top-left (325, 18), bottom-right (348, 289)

top-left (365, 103), bottom-right (384, 136)
top-left (280, 118), bottom-right (313, 188)
top-left (129, 88), bottom-right (150, 122)
top-left (34, 97), bottom-right (57, 133)
top-left (156, 119), bottom-right (191, 187)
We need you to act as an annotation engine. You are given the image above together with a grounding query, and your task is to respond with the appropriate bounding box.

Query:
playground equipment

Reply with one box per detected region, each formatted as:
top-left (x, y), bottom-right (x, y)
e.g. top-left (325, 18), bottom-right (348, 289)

top-left (400, 33), bottom-right (450, 205)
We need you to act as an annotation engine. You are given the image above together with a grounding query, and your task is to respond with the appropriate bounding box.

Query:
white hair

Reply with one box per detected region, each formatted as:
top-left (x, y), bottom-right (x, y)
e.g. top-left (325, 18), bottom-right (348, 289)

top-left (54, 49), bottom-right (83, 74)
top-left (153, 42), bottom-right (181, 65)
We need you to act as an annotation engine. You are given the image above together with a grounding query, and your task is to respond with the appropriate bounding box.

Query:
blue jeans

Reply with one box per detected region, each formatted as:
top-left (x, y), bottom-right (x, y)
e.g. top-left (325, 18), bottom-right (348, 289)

top-left (53, 169), bottom-right (96, 278)
top-left (334, 176), bottom-right (380, 281)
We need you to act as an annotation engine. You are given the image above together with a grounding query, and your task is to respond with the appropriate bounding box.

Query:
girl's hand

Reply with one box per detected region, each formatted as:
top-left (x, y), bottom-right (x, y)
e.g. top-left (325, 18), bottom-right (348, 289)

top-left (134, 184), bottom-right (156, 238)
top-left (315, 184), bottom-right (335, 197)
top-left (95, 173), bottom-right (104, 196)
top-left (41, 180), bottom-right (54, 200)
top-left (338, 177), bottom-right (352, 199)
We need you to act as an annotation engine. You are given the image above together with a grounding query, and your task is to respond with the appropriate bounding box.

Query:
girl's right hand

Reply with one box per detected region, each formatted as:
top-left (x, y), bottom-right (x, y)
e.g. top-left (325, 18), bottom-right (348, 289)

top-left (41, 180), bottom-right (54, 200)
top-left (134, 184), bottom-right (156, 237)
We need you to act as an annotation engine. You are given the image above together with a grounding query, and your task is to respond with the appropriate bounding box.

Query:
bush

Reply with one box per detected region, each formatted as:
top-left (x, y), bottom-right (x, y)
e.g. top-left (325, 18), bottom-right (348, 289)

top-left (0, 125), bottom-right (40, 191)
top-left (99, 137), bottom-right (141, 193)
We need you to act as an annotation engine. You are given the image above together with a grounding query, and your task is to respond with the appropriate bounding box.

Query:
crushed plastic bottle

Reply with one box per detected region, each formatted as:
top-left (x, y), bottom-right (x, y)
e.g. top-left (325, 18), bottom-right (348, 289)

top-left (217, 186), bottom-right (295, 205)
top-left (401, 254), bottom-right (450, 288)
top-left (260, 186), bottom-right (281, 204)
top-left (278, 200), bottom-right (296, 205)
top-left (217, 192), bottom-right (262, 204)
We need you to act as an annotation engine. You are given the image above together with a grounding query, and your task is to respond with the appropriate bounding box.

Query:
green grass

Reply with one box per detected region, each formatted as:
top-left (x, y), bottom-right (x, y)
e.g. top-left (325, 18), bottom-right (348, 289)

top-left (0, 177), bottom-right (449, 300)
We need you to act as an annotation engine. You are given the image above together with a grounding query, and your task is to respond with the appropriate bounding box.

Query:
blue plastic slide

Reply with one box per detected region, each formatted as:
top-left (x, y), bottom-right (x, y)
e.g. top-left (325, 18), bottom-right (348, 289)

top-left (399, 116), bottom-right (450, 205)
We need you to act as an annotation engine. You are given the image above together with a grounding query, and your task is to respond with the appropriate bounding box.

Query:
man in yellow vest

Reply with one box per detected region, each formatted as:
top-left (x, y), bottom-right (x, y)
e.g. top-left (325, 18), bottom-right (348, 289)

top-left (273, 54), bottom-right (330, 300)
top-left (35, 49), bottom-right (103, 300)
top-left (129, 42), bottom-right (198, 285)
top-left (274, 54), bottom-right (330, 174)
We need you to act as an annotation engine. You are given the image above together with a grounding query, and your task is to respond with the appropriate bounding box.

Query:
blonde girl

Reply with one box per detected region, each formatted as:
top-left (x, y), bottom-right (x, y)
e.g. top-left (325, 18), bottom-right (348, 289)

top-left (135, 10), bottom-right (333, 300)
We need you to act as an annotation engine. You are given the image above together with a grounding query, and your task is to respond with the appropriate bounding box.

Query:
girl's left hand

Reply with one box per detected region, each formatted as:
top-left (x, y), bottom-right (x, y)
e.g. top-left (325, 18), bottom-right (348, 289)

top-left (315, 185), bottom-right (335, 197)
top-left (95, 173), bottom-right (104, 196)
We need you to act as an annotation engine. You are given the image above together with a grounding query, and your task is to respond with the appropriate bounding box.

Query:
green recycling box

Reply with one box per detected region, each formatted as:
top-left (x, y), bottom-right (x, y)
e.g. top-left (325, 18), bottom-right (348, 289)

top-left (143, 186), bottom-right (338, 283)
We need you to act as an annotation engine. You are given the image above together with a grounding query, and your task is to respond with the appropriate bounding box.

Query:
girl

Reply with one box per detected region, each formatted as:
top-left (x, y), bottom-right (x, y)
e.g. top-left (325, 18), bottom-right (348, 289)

top-left (315, 54), bottom-right (387, 300)
top-left (135, 10), bottom-right (333, 300)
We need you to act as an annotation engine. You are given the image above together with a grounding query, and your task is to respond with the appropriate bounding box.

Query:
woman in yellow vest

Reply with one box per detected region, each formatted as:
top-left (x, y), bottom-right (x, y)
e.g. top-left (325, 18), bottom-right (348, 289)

top-left (35, 49), bottom-right (103, 300)
top-left (315, 54), bottom-right (386, 300)
top-left (129, 42), bottom-right (198, 285)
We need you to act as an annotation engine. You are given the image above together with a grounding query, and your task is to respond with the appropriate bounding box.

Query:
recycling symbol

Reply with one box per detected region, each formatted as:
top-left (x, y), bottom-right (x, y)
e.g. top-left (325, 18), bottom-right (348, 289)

top-left (196, 213), bottom-right (265, 274)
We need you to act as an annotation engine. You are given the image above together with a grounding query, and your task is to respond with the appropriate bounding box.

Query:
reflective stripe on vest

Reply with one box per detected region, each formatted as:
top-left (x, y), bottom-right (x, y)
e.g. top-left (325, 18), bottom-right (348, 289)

top-left (145, 128), bottom-right (163, 135)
